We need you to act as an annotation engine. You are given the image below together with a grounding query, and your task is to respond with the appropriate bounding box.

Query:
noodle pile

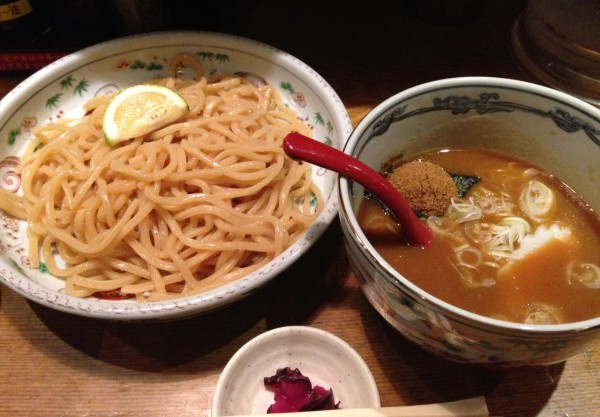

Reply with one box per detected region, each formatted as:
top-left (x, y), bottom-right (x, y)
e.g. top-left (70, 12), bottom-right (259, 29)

top-left (9, 63), bottom-right (321, 301)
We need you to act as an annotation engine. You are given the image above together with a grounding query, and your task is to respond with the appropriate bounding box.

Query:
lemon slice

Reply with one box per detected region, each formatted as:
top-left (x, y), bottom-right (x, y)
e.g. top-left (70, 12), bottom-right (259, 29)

top-left (103, 85), bottom-right (189, 146)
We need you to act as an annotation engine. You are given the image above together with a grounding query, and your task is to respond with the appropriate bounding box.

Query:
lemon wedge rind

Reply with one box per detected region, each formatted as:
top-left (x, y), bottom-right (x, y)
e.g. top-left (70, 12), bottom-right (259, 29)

top-left (103, 85), bottom-right (189, 146)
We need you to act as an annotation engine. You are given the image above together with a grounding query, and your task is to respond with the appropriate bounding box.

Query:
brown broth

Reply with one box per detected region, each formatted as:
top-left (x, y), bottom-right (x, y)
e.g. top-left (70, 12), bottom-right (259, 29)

top-left (358, 148), bottom-right (600, 324)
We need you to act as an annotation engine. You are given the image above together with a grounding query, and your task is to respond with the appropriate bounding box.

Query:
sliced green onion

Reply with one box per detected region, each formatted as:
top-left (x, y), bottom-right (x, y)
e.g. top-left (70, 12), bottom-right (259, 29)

top-left (448, 197), bottom-right (483, 223)
top-left (523, 302), bottom-right (561, 324)
top-left (519, 180), bottom-right (555, 222)
top-left (568, 262), bottom-right (600, 289)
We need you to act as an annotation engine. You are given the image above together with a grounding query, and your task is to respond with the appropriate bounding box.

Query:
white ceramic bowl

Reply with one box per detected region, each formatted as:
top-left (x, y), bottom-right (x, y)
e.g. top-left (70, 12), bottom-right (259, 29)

top-left (0, 31), bottom-right (352, 320)
top-left (211, 326), bottom-right (380, 416)
top-left (339, 77), bottom-right (600, 366)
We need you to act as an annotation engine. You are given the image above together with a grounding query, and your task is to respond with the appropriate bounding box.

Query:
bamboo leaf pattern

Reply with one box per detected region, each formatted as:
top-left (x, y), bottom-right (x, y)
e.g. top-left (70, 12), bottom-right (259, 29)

top-left (146, 62), bottom-right (163, 70)
top-left (7, 128), bottom-right (20, 145)
top-left (130, 60), bottom-right (145, 69)
top-left (215, 53), bottom-right (230, 63)
top-left (280, 82), bottom-right (294, 94)
top-left (190, 51), bottom-right (231, 66)
top-left (60, 75), bottom-right (75, 89)
top-left (313, 112), bottom-right (325, 126)
top-left (46, 93), bottom-right (62, 109)
top-left (326, 121), bottom-right (333, 135)
top-left (74, 79), bottom-right (89, 96)
top-left (195, 52), bottom-right (214, 61)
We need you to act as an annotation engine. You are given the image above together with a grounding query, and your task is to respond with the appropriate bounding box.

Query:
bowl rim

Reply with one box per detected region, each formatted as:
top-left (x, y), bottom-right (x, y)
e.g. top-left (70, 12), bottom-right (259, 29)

top-left (0, 31), bottom-right (353, 320)
top-left (211, 325), bottom-right (381, 416)
top-left (339, 76), bottom-right (600, 334)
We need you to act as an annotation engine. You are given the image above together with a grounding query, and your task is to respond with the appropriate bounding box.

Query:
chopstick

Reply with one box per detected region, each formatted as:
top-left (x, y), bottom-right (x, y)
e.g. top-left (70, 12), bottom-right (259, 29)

top-left (233, 397), bottom-right (495, 417)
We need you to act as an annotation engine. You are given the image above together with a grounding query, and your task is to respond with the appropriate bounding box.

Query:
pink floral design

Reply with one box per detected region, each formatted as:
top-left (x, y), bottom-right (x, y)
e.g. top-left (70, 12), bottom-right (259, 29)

top-left (20, 116), bottom-right (37, 132)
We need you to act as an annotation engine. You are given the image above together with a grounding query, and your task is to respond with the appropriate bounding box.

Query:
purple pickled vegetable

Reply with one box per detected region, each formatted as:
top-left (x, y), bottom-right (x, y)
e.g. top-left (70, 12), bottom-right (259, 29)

top-left (264, 367), bottom-right (340, 413)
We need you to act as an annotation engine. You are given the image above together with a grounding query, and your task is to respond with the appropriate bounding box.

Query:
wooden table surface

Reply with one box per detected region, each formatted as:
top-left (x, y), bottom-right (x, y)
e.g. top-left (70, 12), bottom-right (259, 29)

top-left (1, 1), bottom-right (599, 416)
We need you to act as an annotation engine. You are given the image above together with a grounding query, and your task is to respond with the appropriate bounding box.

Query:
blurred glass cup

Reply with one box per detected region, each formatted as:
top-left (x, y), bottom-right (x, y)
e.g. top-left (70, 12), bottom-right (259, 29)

top-left (511, 0), bottom-right (600, 107)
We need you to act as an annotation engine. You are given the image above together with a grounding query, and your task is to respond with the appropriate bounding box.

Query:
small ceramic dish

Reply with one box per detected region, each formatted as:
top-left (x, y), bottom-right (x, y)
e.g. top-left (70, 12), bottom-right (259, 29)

top-left (211, 326), bottom-right (380, 416)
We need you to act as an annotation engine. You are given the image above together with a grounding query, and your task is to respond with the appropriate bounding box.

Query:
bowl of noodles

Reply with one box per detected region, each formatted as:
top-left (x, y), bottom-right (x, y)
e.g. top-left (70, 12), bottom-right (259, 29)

top-left (339, 77), bottom-right (600, 366)
top-left (0, 31), bottom-right (352, 320)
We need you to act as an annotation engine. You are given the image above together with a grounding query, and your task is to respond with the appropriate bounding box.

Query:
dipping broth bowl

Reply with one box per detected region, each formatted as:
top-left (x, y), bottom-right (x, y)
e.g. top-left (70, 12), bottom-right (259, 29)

top-left (339, 77), bottom-right (600, 366)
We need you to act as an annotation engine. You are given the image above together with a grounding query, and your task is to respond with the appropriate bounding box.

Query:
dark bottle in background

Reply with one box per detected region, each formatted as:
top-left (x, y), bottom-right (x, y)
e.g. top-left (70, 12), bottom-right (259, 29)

top-left (0, 0), bottom-right (51, 48)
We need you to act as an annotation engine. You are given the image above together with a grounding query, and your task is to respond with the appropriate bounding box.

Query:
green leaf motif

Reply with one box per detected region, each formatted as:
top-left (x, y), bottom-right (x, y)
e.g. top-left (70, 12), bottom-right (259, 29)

top-left (130, 60), bottom-right (145, 70)
top-left (46, 93), bottom-right (62, 109)
top-left (324, 136), bottom-right (332, 146)
top-left (215, 53), bottom-right (229, 63)
top-left (60, 75), bottom-right (75, 89)
top-left (74, 79), bottom-right (89, 96)
top-left (313, 112), bottom-right (325, 126)
top-left (196, 51), bottom-right (213, 60)
top-left (128, 60), bottom-right (163, 71)
top-left (7, 127), bottom-right (20, 145)
top-left (280, 82), bottom-right (294, 94)
top-left (146, 62), bottom-right (163, 71)
top-left (194, 51), bottom-right (231, 63)
top-left (38, 262), bottom-right (48, 273)
top-left (326, 121), bottom-right (334, 135)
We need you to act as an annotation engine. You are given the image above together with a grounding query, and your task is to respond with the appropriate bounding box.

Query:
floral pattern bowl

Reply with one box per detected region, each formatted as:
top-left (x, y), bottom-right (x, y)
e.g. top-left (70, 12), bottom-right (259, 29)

top-left (338, 77), bottom-right (600, 366)
top-left (0, 31), bottom-right (352, 320)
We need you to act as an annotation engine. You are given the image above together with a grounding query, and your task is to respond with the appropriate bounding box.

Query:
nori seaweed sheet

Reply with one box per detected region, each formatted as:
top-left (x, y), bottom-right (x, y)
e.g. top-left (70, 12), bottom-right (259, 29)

top-left (451, 174), bottom-right (480, 197)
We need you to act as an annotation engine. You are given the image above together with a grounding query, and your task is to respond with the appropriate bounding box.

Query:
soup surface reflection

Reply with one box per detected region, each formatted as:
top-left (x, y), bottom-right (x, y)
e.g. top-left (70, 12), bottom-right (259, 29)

top-left (358, 148), bottom-right (600, 324)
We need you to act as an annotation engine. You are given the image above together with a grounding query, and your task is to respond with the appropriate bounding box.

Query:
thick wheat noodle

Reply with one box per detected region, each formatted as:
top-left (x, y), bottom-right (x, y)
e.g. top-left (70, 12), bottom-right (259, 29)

top-left (7, 58), bottom-right (321, 301)
top-left (0, 188), bottom-right (25, 218)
